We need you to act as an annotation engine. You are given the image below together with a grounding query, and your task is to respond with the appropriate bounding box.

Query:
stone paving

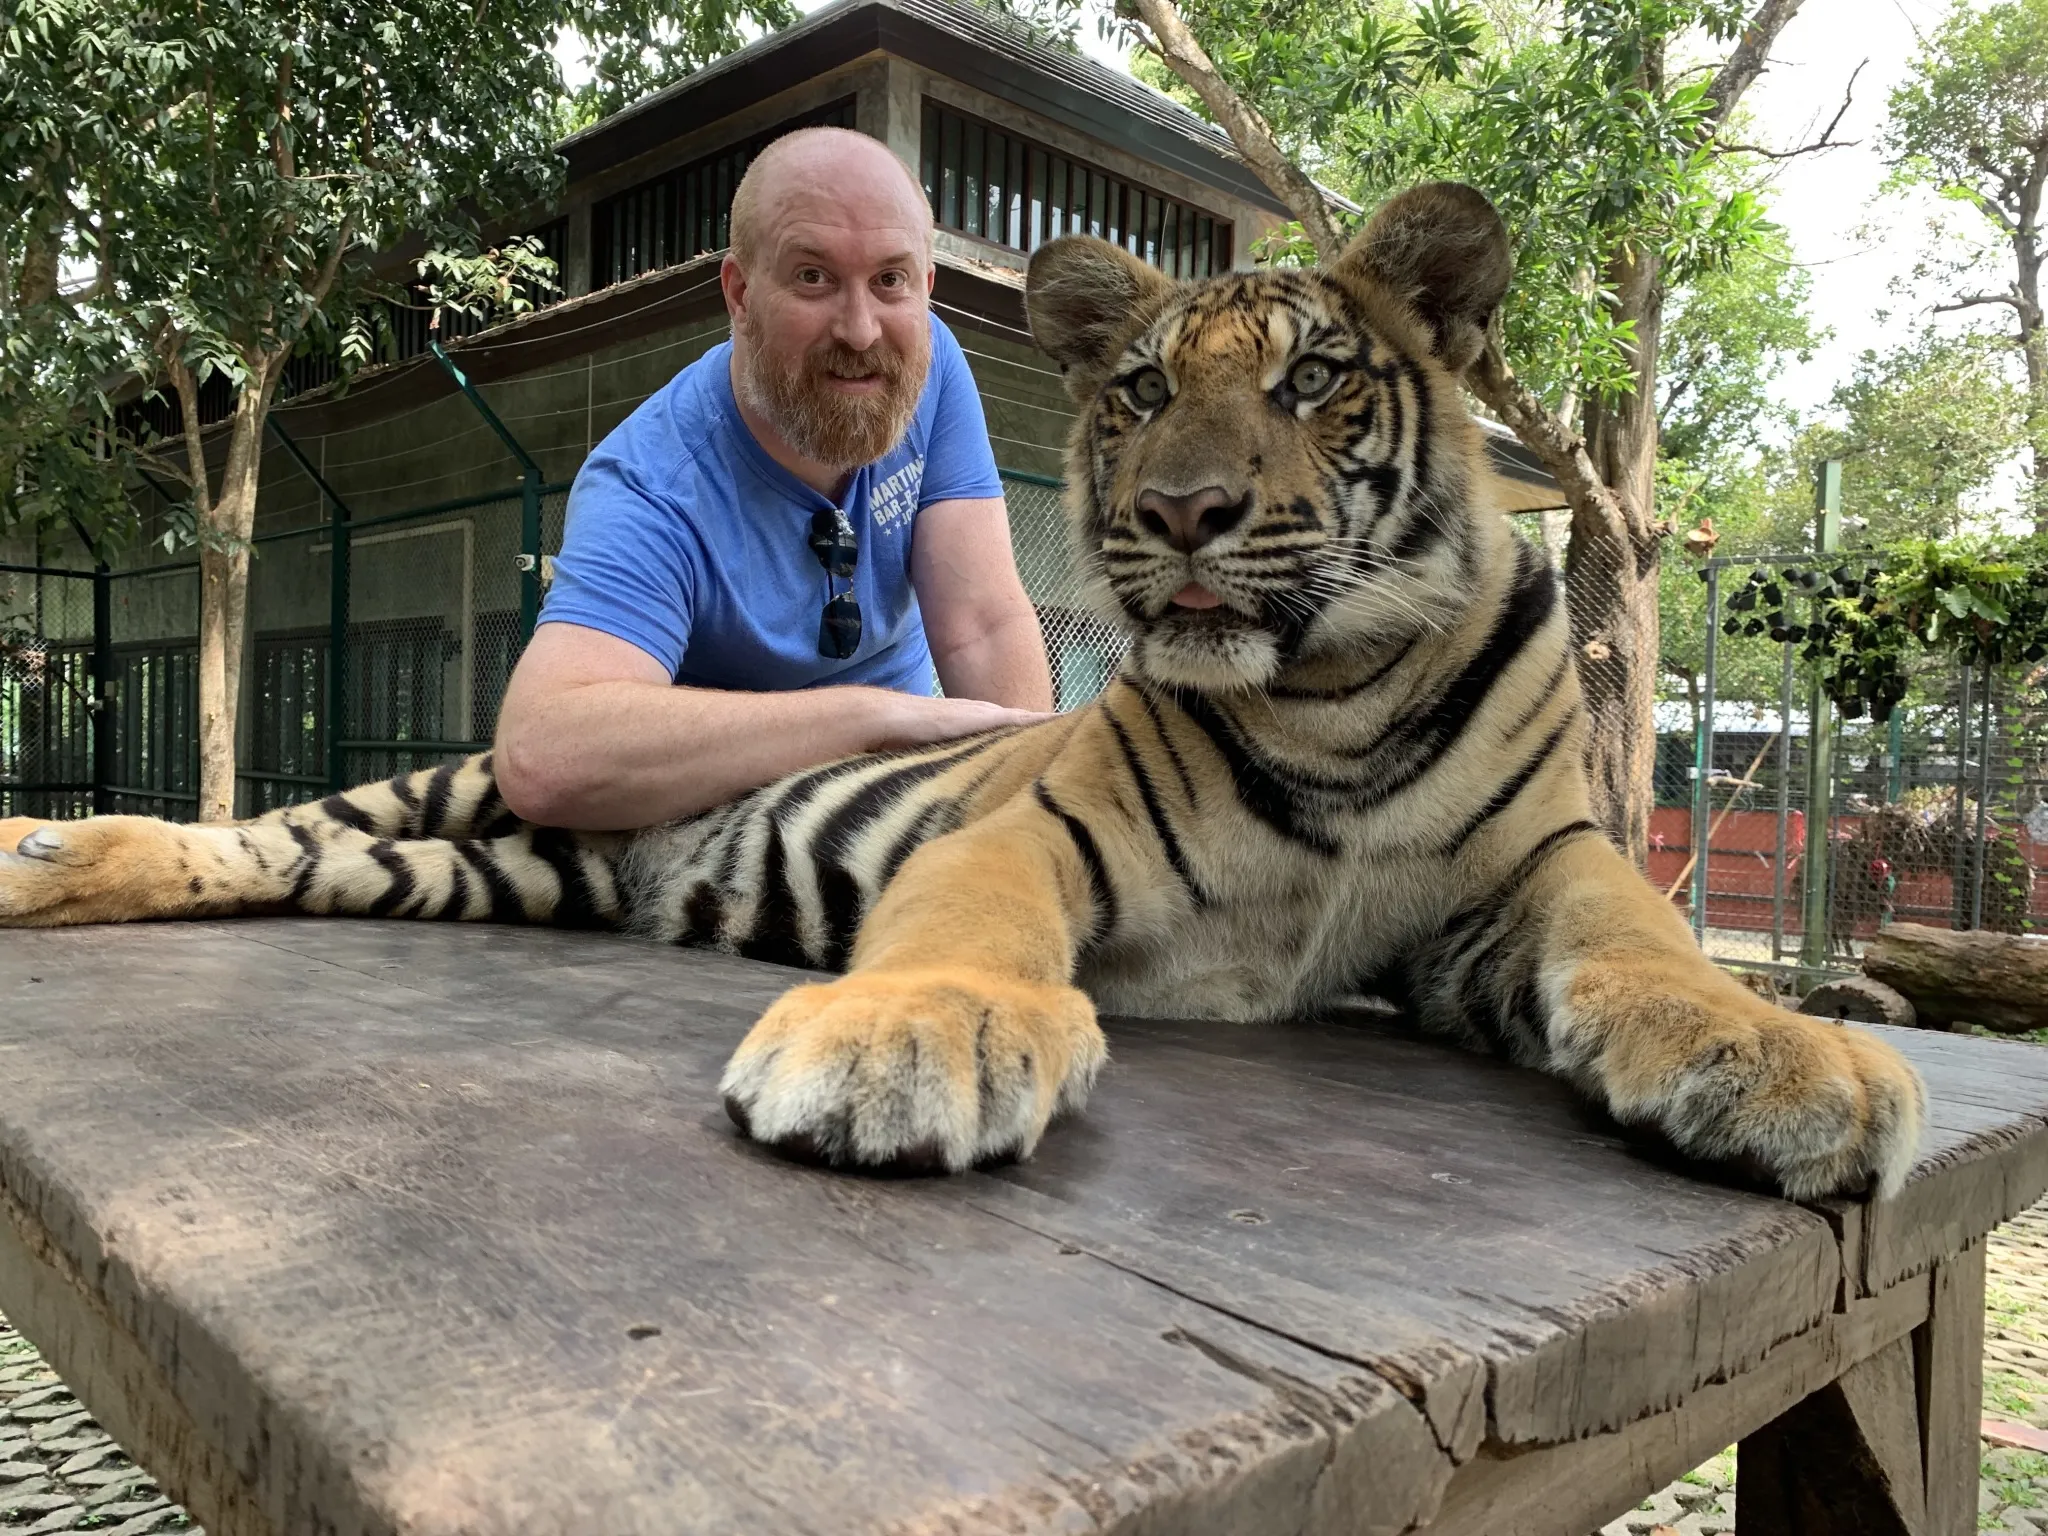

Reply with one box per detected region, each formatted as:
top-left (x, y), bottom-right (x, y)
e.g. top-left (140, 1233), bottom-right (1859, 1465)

top-left (8, 1205), bottom-right (2048, 1535)
top-left (0, 1319), bottom-right (191, 1534)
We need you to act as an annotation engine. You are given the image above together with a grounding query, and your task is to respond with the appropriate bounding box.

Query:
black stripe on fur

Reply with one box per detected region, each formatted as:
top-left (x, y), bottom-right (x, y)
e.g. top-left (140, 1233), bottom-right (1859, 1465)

top-left (1102, 706), bottom-right (1207, 906)
top-left (1035, 780), bottom-right (1118, 948)
top-left (1166, 687), bottom-right (1339, 858)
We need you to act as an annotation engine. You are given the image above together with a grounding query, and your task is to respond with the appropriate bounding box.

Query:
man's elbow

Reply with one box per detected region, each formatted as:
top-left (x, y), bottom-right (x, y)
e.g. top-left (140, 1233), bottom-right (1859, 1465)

top-left (492, 726), bottom-right (582, 827)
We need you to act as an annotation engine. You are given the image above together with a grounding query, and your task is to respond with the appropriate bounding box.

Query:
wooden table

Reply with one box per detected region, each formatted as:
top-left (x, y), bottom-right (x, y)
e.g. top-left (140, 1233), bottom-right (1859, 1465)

top-left (2, 921), bottom-right (2044, 1536)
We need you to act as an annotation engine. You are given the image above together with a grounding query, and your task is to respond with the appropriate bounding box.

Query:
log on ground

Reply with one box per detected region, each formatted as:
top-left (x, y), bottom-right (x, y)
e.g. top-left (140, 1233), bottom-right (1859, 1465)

top-left (1861, 924), bottom-right (2048, 1035)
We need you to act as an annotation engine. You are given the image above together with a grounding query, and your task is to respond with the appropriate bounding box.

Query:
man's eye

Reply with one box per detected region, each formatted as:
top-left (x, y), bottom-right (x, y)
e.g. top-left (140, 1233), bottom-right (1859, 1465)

top-left (1125, 367), bottom-right (1170, 409)
top-left (796, 267), bottom-right (827, 286)
top-left (876, 271), bottom-right (906, 290)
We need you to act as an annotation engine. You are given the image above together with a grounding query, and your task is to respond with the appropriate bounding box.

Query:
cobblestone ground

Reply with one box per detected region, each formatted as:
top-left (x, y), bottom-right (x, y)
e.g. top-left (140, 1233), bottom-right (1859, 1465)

top-left (0, 1321), bottom-right (193, 1535)
top-left (8, 1204), bottom-right (2048, 1535)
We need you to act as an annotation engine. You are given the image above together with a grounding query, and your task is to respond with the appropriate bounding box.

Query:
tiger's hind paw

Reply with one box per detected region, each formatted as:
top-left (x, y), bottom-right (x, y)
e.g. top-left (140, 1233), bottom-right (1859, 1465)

top-left (719, 968), bottom-right (1107, 1173)
top-left (0, 818), bottom-right (52, 856)
top-left (0, 817), bottom-right (209, 927)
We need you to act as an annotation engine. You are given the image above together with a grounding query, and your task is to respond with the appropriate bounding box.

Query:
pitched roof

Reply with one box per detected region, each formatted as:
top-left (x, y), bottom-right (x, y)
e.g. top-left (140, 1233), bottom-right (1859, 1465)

top-left (559, 0), bottom-right (1296, 216)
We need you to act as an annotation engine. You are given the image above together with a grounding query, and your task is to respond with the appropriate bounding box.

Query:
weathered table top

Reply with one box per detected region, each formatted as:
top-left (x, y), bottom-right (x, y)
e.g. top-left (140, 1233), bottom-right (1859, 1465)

top-left (2, 921), bottom-right (2046, 1536)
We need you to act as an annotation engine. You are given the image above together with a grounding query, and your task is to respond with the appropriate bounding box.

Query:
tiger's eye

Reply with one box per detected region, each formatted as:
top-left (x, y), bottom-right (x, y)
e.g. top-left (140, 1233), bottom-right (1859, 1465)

top-left (1288, 357), bottom-right (1333, 398)
top-left (1128, 367), bottom-right (1169, 408)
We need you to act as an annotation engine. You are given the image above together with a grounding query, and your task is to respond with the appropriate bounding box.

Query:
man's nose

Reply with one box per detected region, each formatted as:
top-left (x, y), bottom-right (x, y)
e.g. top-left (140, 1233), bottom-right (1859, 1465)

top-left (832, 285), bottom-right (883, 352)
top-left (1136, 486), bottom-right (1251, 552)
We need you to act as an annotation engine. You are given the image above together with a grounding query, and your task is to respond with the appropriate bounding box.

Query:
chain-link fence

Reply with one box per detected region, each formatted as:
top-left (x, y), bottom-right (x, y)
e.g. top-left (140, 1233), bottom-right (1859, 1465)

top-left (1662, 553), bottom-right (2046, 980)
top-left (0, 561), bottom-right (97, 821)
top-left (1002, 471), bottom-right (1127, 711)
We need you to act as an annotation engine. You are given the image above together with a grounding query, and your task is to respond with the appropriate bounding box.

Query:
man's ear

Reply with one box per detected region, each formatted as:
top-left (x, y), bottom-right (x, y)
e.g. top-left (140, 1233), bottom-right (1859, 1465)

top-left (720, 253), bottom-right (750, 327)
top-left (1026, 235), bottom-right (1178, 401)
top-left (1335, 182), bottom-right (1511, 375)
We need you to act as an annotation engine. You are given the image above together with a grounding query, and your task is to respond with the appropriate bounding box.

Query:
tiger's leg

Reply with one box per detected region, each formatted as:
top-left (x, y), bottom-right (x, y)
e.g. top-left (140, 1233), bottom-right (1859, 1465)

top-left (1409, 829), bottom-right (1924, 1201)
top-left (0, 813), bottom-right (622, 929)
top-left (0, 752), bottom-right (515, 899)
top-left (254, 753), bottom-right (519, 840)
top-left (718, 786), bottom-right (1126, 1172)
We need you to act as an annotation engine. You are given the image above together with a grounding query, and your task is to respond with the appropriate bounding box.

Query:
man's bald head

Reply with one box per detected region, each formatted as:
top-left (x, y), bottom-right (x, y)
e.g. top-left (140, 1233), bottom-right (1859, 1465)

top-left (729, 127), bottom-right (933, 273)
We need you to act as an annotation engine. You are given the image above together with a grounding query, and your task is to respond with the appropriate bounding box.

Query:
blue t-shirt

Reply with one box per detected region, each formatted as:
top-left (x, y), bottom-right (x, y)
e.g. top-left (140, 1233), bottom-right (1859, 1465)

top-left (539, 313), bottom-right (1004, 694)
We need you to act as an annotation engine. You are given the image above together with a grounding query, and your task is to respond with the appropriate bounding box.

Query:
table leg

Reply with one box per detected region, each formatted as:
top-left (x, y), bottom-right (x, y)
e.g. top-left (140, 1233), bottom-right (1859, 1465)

top-left (1738, 1244), bottom-right (1985, 1536)
top-left (1919, 1245), bottom-right (1989, 1536)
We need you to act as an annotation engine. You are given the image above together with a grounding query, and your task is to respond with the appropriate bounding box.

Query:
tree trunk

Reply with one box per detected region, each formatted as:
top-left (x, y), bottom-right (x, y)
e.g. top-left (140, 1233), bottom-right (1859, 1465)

top-left (1568, 242), bottom-right (1667, 869)
top-left (1861, 922), bottom-right (2048, 1034)
top-left (194, 377), bottom-right (275, 823)
top-left (2018, 274), bottom-right (2048, 537)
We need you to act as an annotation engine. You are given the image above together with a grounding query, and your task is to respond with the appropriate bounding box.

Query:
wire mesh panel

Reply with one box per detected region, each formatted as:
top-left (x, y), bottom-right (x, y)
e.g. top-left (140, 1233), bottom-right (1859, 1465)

top-left (338, 493), bottom-right (530, 787)
top-left (245, 524), bottom-right (332, 813)
top-left (0, 566), bottom-right (96, 820)
top-left (1671, 556), bottom-right (2047, 978)
top-left (106, 560), bottom-right (200, 818)
top-left (1831, 664), bottom-right (2048, 942)
top-left (1001, 472), bottom-right (1126, 712)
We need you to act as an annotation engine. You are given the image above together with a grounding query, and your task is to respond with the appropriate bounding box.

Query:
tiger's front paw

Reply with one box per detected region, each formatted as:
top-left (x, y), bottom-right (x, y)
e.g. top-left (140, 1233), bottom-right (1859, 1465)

top-left (1574, 978), bottom-right (1926, 1201)
top-left (719, 968), bottom-right (1107, 1173)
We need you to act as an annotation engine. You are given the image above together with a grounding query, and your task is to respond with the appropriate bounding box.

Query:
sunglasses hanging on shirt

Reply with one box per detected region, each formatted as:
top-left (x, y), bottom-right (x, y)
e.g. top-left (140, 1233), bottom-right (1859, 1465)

top-left (808, 506), bottom-right (863, 660)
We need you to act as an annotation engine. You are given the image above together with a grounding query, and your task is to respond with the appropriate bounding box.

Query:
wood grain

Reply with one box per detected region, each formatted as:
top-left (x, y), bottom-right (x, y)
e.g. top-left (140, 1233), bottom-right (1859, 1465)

top-left (1737, 1331), bottom-right (1923, 1535)
top-left (0, 921), bottom-right (2043, 1536)
top-left (1427, 1273), bottom-right (1931, 1536)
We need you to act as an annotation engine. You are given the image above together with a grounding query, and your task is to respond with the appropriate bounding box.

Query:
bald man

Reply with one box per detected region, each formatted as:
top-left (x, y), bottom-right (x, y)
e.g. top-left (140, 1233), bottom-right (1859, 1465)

top-left (494, 128), bottom-right (1054, 829)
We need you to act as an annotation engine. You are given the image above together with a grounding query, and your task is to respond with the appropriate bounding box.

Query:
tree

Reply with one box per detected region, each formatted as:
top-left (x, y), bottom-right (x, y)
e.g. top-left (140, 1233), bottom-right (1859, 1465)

top-left (1655, 231), bottom-right (1822, 717)
top-left (1658, 230), bottom-right (1820, 469)
top-left (1883, 0), bottom-right (2048, 535)
top-left (558, 0), bottom-right (797, 130)
top-left (1820, 329), bottom-right (2028, 543)
top-left (1100, 0), bottom-right (1831, 867)
top-left (1, 0), bottom-right (781, 822)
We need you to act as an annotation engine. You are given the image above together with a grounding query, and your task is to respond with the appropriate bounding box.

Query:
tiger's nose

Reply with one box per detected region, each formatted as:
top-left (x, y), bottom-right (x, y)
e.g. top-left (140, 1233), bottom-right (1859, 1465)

top-left (1135, 486), bottom-right (1251, 552)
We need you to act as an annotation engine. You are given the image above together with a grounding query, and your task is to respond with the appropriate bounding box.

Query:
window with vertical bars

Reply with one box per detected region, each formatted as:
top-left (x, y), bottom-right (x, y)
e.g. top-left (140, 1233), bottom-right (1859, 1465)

top-left (919, 100), bottom-right (1232, 278)
top-left (591, 98), bottom-right (858, 290)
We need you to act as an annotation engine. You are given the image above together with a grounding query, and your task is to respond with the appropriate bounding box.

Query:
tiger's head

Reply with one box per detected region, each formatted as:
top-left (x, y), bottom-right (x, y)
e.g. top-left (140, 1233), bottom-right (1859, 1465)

top-left (1024, 182), bottom-right (1514, 693)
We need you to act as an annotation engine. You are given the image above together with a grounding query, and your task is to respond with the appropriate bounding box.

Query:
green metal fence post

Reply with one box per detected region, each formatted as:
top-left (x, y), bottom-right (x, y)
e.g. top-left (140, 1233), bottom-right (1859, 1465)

top-left (521, 477), bottom-right (542, 641)
top-left (1798, 459), bottom-right (1843, 984)
top-left (67, 516), bottom-right (115, 815)
top-left (429, 340), bottom-right (547, 643)
top-left (1691, 563), bottom-right (1720, 947)
top-left (267, 418), bottom-right (355, 792)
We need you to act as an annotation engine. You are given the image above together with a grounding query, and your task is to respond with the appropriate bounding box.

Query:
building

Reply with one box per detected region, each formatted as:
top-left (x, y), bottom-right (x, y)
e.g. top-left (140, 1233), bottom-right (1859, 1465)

top-left (0, 0), bottom-right (1564, 817)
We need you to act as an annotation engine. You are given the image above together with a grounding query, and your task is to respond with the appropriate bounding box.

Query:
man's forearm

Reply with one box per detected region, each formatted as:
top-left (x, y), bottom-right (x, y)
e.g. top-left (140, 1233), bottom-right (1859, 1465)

top-left (495, 682), bottom-right (906, 829)
top-left (933, 604), bottom-right (1055, 711)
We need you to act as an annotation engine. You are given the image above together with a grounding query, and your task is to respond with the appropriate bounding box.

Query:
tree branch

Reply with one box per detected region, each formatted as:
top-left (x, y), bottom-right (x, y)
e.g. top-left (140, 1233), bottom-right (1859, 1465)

top-left (158, 342), bottom-right (214, 519)
top-left (1701, 0), bottom-right (1809, 138)
top-left (1468, 333), bottom-right (1628, 532)
top-left (1718, 58), bottom-right (1864, 159)
top-left (1933, 291), bottom-right (2026, 314)
top-left (1118, 0), bottom-right (1346, 263)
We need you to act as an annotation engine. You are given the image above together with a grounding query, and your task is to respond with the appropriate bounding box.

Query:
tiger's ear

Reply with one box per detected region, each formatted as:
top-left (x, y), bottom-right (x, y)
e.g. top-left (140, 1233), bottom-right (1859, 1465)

top-left (1026, 235), bottom-right (1178, 401)
top-left (1336, 182), bottom-right (1511, 375)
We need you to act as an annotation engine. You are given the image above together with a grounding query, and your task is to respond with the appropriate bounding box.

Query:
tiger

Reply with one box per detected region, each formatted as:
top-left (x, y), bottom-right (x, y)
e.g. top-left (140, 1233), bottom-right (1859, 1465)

top-left (0, 182), bottom-right (1923, 1202)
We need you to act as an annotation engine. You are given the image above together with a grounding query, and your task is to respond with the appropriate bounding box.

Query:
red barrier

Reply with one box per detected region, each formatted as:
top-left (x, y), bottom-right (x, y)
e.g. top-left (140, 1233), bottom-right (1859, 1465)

top-left (1650, 805), bottom-right (2047, 935)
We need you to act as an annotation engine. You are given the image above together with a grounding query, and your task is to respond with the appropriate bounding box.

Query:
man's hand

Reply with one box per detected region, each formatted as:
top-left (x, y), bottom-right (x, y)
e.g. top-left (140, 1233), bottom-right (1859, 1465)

top-left (873, 694), bottom-right (1053, 751)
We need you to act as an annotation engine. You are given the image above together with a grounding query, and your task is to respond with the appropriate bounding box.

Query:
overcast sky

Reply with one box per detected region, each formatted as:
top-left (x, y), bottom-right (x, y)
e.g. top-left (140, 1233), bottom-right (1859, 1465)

top-left (1735, 0), bottom-right (1977, 420)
